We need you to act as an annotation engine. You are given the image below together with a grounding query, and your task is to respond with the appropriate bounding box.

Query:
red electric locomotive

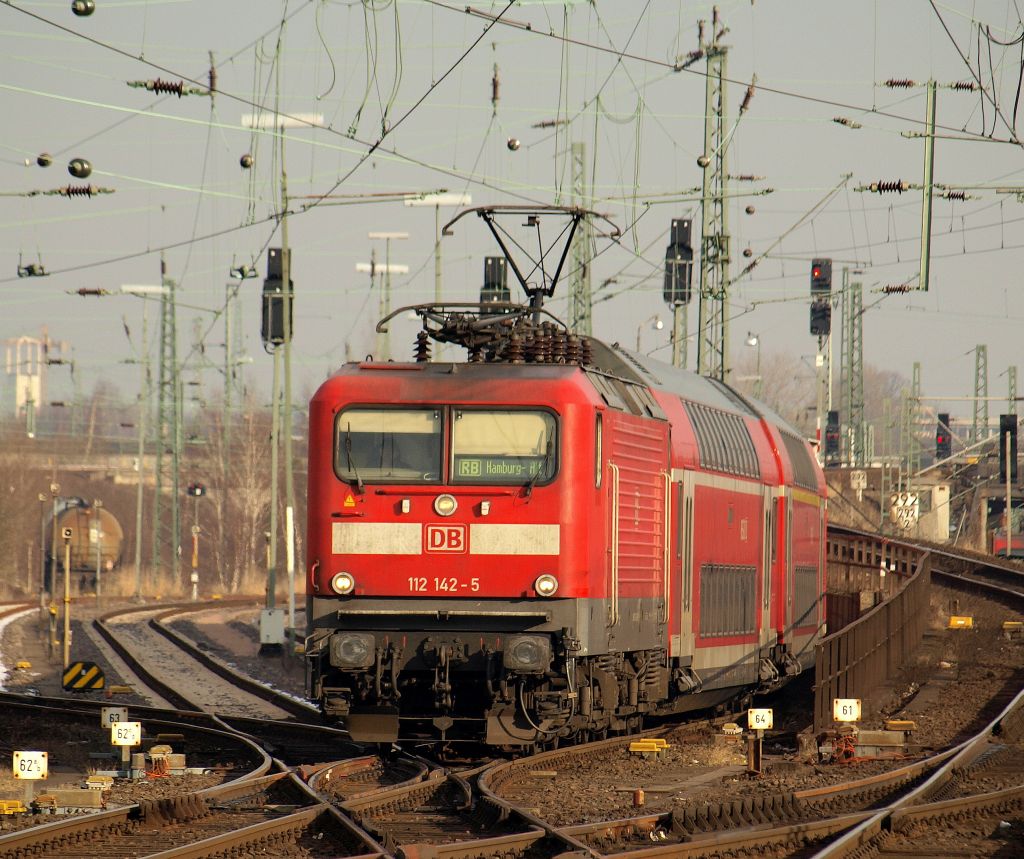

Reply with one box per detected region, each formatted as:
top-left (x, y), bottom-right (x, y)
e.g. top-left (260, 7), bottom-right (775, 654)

top-left (305, 208), bottom-right (827, 746)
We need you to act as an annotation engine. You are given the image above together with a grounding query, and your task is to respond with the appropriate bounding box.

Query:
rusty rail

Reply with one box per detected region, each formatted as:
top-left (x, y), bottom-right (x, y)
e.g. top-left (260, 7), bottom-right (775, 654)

top-left (815, 531), bottom-right (932, 732)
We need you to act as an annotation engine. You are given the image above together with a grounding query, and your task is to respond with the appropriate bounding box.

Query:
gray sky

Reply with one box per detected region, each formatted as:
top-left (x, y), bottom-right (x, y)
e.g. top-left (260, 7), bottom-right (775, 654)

top-left (1, 0), bottom-right (1022, 426)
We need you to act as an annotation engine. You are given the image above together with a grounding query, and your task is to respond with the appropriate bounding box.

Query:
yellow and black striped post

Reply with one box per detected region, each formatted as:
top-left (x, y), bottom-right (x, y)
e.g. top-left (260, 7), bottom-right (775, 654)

top-left (62, 661), bottom-right (105, 691)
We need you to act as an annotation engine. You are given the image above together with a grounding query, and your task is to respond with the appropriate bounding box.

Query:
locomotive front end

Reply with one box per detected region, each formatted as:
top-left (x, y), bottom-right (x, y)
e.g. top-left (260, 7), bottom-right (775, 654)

top-left (305, 363), bottom-right (596, 745)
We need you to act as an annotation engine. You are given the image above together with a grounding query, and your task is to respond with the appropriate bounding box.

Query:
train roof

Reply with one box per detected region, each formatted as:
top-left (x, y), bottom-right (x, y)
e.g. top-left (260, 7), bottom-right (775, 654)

top-left (585, 339), bottom-right (808, 441)
top-left (323, 335), bottom-right (809, 445)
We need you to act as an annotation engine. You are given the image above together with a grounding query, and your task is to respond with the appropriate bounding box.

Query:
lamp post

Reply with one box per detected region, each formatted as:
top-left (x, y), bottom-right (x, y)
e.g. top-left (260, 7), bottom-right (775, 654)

top-left (37, 493), bottom-right (47, 616)
top-left (120, 285), bottom-right (168, 602)
top-left (358, 232), bottom-right (410, 362)
top-left (61, 526), bottom-right (72, 670)
top-left (49, 482), bottom-right (60, 622)
top-left (92, 498), bottom-right (103, 607)
top-left (404, 193), bottom-right (472, 306)
top-left (636, 315), bottom-right (664, 353)
top-left (242, 111), bottom-right (323, 652)
top-left (746, 333), bottom-right (762, 399)
top-left (369, 231), bottom-right (409, 361)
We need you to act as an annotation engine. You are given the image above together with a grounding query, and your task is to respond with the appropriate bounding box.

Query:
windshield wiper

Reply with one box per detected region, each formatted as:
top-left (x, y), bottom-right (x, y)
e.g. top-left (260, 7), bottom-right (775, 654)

top-left (523, 439), bottom-right (553, 498)
top-left (344, 424), bottom-right (365, 493)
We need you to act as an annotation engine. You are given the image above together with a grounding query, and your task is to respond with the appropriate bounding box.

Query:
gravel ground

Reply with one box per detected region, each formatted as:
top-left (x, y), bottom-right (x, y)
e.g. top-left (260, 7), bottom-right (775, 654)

top-left (4, 582), bottom-right (1021, 836)
top-left (498, 583), bottom-right (1024, 827)
top-left (0, 600), bottom-right (306, 705)
top-left (0, 604), bottom-right (313, 840)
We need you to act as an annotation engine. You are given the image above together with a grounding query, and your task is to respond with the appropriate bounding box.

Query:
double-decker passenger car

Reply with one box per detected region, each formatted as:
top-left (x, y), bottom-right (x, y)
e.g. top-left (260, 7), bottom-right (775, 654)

top-left (305, 319), bottom-right (827, 746)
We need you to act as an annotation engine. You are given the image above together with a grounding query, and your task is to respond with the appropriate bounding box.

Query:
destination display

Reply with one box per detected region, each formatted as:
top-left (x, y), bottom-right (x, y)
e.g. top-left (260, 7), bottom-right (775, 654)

top-left (454, 455), bottom-right (545, 481)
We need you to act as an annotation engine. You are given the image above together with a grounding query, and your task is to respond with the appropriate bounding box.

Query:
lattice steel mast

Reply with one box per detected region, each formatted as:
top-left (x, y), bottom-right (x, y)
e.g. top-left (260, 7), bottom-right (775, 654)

top-left (568, 142), bottom-right (592, 335)
top-left (696, 10), bottom-right (731, 380)
top-left (841, 271), bottom-right (866, 465)
top-left (152, 254), bottom-right (181, 583)
top-left (973, 344), bottom-right (989, 443)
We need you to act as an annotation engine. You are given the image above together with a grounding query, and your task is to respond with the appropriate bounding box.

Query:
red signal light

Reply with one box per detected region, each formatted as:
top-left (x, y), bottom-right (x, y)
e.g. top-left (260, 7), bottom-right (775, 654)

top-left (812, 267), bottom-right (821, 278)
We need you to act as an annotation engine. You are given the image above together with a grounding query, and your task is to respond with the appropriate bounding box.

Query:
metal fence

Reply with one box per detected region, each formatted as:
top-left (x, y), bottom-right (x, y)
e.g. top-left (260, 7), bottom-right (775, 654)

top-left (814, 532), bottom-right (932, 732)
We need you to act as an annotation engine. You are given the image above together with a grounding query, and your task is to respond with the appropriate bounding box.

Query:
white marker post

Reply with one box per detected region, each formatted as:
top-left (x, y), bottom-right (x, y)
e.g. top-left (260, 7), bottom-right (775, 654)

top-left (13, 751), bottom-right (47, 806)
top-left (833, 698), bottom-right (862, 723)
top-left (111, 721), bottom-right (141, 776)
top-left (746, 708), bottom-right (773, 774)
top-left (101, 706), bottom-right (128, 730)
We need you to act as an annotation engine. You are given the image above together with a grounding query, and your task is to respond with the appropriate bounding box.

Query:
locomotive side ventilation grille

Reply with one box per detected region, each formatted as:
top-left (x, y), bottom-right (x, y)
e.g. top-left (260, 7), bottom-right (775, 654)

top-left (699, 564), bottom-right (757, 637)
top-left (779, 431), bottom-right (819, 491)
top-left (793, 565), bottom-right (820, 628)
top-left (684, 401), bottom-right (761, 479)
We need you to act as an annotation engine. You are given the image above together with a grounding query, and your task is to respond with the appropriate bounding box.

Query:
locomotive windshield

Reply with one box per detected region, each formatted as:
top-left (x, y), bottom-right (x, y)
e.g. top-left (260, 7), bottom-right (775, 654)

top-left (451, 409), bottom-right (557, 485)
top-left (335, 408), bottom-right (443, 483)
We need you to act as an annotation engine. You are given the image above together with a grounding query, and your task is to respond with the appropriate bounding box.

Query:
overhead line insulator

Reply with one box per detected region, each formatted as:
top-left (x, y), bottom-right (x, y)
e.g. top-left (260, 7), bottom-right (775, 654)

top-left (882, 284), bottom-right (912, 294)
top-left (866, 180), bottom-right (909, 194)
top-left (127, 78), bottom-right (209, 98)
top-left (884, 78), bottom-right (917, 89)
top-left (739, 76), bottom-right (756, 114)
top-left (833, 116), bottom-right (863, 129)
top-left (55, 184), bottom-right (112, 198)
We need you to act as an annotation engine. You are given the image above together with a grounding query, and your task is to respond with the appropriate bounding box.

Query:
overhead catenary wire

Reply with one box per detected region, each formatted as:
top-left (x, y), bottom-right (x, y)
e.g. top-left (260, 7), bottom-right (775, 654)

top-left (0, 0), bottom-right (524, 287)
top-left (3, 0), bottom-right (1023, 351)
top-left (424, 0), bottom-right (1018, 147)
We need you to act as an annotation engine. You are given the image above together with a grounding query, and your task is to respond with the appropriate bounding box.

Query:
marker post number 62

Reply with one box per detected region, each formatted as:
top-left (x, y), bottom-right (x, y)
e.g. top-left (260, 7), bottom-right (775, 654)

top-left (13, 751), bottom-right (47, 780)
top-left (111, 721), bottom-right (142, 747)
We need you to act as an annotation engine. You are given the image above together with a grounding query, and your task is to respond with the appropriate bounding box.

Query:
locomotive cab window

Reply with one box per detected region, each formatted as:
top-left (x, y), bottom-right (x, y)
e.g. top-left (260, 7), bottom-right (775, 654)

top-left (451, 410), bottom-right (557, 485)
top-left (335, 408), bottom-right (442, 483)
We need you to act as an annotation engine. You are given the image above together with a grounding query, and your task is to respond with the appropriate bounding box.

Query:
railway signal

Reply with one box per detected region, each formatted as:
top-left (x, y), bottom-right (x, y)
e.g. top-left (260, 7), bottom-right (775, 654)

top-left (936, 413), bottom-right (951, 460)
top-left (810, 258), bottom-right (832, 295)
top-left (481, 256), bottom-right (510, 304)
top-left (999, 415), bottom-right (1018, 483)
top-left (810, 298), bottom-right (831, 336)
top-left (824, 410), bottom-right (840, 466)
top-left (261, 248), bottom-right (292, 346)
top-left (663, 218), bottom-right (694, 305)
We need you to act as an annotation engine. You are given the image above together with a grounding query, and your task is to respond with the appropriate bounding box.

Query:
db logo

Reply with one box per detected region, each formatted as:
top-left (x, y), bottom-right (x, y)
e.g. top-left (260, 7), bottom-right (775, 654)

top-left (424, 524), bottom-right (468, 553)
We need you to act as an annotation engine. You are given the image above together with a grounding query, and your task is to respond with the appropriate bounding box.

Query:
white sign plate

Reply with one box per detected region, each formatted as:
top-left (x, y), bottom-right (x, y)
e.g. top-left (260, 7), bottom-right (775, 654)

top-left (111, 721), bottom-right (142, 747)
top-left (101, 706), bottom-right (128, 729)
top-left (889, 493), bottom-right (920, 530)
top-left (747, 708), bottom-right (774, 730)
top-left (13, 751), bottom-right (48, 780)
top-left (850, 470), bottom-right (867, 490)
top-left (833, 698), bottom-right (862, 722)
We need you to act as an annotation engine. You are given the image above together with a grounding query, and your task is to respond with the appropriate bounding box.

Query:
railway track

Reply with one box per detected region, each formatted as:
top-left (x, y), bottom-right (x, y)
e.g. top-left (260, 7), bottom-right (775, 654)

top-left (2, 533), bottom-right (1022, 857)
top-left (93, 601), bottom-right (317, 720)
top-left (307, 754), bottom-right (432, 801)
top-left (0, 771), bottom-right (381, 859)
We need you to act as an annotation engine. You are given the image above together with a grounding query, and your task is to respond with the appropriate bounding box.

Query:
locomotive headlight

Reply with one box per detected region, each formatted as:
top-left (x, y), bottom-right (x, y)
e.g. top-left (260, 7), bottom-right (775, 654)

top-left (331, 571), bottom-right (356, 595)
top-left (433, 494), bottom-right (458, 517)
top-left (330, 632), bottom-right (375, 669)
top-left (503, 634), bottom-right (552, 673)
top-left (533, 573), bottom-right (559, 597)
